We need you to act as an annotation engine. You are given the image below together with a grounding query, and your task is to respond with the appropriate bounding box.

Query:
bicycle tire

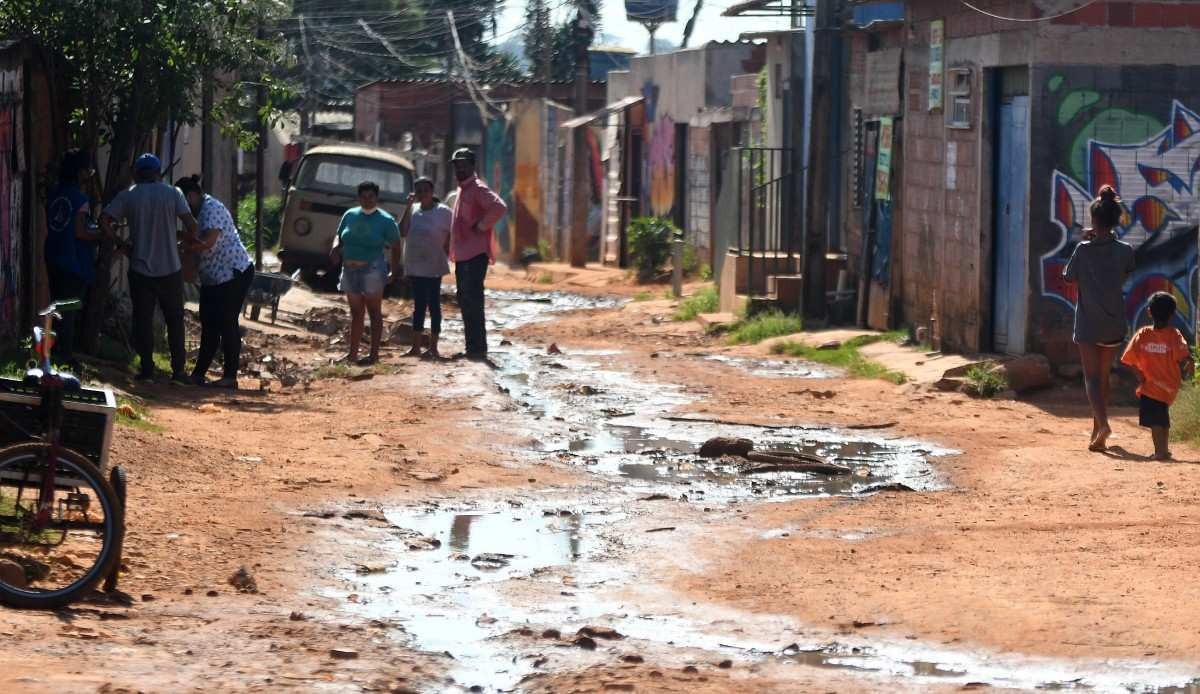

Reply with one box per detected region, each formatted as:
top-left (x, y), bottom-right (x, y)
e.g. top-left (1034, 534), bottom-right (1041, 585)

top-left (109, 466), bottom-right (128, 509)
top-left (103, 466), bottom-right (128, 593)
top-left (0, 442), bottom-right (123, 609)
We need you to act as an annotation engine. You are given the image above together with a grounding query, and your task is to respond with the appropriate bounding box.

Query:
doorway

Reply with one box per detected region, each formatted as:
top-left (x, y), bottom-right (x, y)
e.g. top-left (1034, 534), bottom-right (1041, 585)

top-left (992, 69), bottom-right (1030, 354)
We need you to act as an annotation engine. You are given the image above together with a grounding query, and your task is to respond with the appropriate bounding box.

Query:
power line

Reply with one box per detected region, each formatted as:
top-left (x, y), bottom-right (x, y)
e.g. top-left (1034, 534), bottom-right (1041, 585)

top-left (957, 0), bottom-right (1102, 23)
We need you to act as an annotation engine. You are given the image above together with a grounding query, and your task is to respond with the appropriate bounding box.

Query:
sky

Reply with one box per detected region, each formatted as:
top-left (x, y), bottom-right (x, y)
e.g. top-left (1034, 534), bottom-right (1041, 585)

top-left (494, 1), bottom-right (794, 55)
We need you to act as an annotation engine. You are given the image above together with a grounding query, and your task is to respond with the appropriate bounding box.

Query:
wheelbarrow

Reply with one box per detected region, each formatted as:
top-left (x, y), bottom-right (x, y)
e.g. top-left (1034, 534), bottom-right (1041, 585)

top-left (244, 271), bottom-right (295, 324)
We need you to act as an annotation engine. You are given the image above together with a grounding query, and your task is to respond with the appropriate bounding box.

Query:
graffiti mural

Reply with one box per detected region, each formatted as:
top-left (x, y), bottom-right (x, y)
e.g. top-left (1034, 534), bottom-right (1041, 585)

top-left (484, 118), bottom-right (515, 255)
top-left (0, 101), bottom-right (20, 337)
top-left (642, 81), bottom-right (676, 217)
top-left (1042, 96), bottom-right (1200, 337)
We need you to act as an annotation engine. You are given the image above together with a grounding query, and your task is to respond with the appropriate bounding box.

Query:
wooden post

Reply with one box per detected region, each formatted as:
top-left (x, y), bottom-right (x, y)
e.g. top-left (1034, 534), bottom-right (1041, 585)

top-left (569, 4), bottom-right (592, 268)
top-left (802, 0), bottom-right (834, 320)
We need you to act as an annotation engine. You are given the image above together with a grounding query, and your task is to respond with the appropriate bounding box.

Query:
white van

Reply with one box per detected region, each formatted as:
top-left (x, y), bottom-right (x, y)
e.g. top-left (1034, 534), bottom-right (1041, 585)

top-left (278, 144), bottom-right (414, 284)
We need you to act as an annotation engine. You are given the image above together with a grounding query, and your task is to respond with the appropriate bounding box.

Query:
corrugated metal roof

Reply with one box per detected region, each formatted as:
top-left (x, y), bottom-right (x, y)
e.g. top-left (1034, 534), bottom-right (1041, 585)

top-left (362, 77), bottom-right (606, 89)
top-left (561, 95), bottom-right (644, 129)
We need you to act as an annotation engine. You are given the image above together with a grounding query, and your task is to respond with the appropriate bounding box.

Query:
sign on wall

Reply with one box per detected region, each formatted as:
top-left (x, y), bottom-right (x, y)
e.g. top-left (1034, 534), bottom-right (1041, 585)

top-left (865, 48), bottom-right (902, 116)
top-left (928, 20), bottom-right (944, 112)
top-left (875, 116), bottom-right (894, 201)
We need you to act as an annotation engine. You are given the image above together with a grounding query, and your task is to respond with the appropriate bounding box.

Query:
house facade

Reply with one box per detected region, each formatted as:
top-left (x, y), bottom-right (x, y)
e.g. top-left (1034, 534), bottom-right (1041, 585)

top-left (843, 0), bottom-right (1200, 364)
top-left (597, 41), bottom-right (765, 270)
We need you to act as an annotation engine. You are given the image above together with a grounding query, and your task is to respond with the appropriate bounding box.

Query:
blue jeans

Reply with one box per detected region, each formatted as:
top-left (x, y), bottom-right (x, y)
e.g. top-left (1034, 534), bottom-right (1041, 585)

top-left (339, 257), bottom-right (388, 296)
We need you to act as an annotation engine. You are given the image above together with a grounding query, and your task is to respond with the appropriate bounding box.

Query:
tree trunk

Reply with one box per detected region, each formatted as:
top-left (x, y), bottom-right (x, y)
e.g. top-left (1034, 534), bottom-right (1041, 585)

top-left (80, 63), bottom-right (149, 354)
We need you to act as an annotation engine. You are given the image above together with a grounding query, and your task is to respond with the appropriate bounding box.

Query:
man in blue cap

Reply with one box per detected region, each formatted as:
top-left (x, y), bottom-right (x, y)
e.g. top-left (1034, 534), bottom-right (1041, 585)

top-left (102, 153), bottom-right (200, 384)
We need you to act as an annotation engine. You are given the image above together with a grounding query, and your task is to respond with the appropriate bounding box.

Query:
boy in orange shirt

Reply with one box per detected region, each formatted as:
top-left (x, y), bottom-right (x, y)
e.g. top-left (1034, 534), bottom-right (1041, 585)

top-left (1120, 292), bottom-right (1195, 460)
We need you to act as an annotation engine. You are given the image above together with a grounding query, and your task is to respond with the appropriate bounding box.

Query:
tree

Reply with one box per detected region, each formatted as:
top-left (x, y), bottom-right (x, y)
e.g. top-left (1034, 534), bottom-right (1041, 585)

top-left (523, 0), bottom-right (554, 82)
top-left (283, 0), bottom-right (519, 121)
top-left (0, 0), bottom-right (290, 350)
top-left (680, 0), bottom-right (704, 49)
top-left (550, 0), bottom-right (601, 81)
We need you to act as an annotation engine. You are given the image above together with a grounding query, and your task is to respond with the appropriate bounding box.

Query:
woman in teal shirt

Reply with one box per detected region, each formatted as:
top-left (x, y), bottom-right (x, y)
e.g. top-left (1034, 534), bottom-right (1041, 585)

top-left (329, 181), bottom-right (402, 364)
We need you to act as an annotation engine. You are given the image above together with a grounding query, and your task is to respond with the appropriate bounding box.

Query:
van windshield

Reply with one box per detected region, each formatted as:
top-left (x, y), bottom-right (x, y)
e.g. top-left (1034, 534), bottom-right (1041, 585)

top-left (295, 154), bottom-right (411, 200)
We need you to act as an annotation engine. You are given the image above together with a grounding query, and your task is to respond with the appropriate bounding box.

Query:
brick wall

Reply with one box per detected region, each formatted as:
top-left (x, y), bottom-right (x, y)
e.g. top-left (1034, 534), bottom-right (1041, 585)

top-left (1046, 1), bottom-right (1200, 27)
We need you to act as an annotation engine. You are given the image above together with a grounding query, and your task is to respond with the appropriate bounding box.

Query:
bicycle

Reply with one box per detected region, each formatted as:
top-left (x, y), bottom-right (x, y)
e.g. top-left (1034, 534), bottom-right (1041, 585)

top-left (0, 300), bottom-right (126, 609)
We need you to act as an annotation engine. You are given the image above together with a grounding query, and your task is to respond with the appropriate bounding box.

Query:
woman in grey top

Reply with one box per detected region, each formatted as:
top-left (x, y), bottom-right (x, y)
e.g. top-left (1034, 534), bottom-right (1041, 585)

top-left (1063, 185), bottom-right (1135, 451)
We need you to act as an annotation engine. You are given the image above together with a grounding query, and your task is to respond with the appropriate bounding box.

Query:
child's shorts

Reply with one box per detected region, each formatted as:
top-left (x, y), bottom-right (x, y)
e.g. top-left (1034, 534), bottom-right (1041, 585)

top-left (1139, 395), bottom-right (1170, 428)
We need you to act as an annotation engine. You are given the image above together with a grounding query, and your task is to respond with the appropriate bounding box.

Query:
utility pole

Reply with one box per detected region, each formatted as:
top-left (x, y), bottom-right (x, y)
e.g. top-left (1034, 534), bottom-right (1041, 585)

top-left (568, 3), bottom-right (592, 268)
top-left (802, 0), bottom-right (835, 320)
top-left (249, 23), bottom-right (266, 321)
top-left (254, 25), bottom-right (266, 273)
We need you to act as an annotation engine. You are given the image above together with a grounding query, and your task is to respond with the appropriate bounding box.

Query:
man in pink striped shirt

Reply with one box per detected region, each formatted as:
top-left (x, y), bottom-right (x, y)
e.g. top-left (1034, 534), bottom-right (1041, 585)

top-left (450, 148), bottom-right (507, 359)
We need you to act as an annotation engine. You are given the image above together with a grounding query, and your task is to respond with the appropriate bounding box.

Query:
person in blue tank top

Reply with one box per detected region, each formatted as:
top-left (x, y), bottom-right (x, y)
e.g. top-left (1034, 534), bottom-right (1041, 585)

top-left (329, 180), bottom-right (402, 365)
top-left (44, 149), bottom-right (101, 371)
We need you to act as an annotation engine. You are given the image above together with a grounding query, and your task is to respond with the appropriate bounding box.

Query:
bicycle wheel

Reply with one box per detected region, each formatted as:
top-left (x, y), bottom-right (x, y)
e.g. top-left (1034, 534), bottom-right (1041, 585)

top-left (0, 442), bottom-right (123, 609)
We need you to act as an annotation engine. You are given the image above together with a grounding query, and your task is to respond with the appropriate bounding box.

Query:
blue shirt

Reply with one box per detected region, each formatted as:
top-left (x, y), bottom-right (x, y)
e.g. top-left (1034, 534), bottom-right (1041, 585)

top-left (45, 184), bottom-right (96, 284)
top-left (337, 207), bottom-right (399, 263)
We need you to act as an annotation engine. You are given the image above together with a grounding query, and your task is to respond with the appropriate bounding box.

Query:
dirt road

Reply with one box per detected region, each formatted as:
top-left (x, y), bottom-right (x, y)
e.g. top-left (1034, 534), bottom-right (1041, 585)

top-left (3, 268), bottom-right (1199, 693)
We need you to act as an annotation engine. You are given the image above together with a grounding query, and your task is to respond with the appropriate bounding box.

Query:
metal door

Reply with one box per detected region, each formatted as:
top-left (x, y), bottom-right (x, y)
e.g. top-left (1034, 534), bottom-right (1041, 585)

top-left (993, 95), bottom-right (1029, 354)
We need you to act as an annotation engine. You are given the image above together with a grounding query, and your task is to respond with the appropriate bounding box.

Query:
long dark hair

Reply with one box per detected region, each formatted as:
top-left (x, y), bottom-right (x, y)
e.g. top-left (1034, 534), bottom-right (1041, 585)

top-left (1090, 185), bottom-right (1123, 230)
top-left (174, 174), bottom-right (203, 196)
top-left (58, 149), bottom-right (91, 187)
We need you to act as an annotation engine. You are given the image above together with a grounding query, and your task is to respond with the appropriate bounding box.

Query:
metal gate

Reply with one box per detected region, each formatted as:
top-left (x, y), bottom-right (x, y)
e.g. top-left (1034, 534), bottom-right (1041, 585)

top-left (730, 146), bottom-right (796, 299)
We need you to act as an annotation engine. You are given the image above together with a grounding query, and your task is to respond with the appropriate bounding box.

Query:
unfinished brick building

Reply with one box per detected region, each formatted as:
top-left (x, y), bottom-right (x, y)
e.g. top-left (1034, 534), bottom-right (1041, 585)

top-left (846, 0), bottom-right (1199, 364)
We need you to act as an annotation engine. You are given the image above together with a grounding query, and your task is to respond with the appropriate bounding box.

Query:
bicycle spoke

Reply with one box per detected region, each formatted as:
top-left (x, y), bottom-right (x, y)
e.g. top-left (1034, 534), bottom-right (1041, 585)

top-left (0, 449), bottom-right (118, 601)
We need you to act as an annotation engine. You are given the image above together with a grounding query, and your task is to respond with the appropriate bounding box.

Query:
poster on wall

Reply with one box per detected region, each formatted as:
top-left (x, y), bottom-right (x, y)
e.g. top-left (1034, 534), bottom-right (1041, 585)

top-left (928, 20), bottom-right (944, 112)
top-left (874, 117), bottom-right (894, 201)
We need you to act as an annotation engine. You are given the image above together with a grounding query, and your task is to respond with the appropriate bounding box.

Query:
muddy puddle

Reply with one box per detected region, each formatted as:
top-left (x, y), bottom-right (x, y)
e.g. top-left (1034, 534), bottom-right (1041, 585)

top-left (702, 353), bottom-right (839, 379)
top-left (329, 289), bottom-right (1200, 693)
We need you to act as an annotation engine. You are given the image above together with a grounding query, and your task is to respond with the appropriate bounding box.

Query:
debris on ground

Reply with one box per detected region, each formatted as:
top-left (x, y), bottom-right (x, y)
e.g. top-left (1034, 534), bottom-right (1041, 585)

top-left (697, 436), bottom-right (851, 475)
top-left (329, 648), bottom-right (359, 660)
top-left (228, 567), bottom-right (258, 594)
top-left (698, 437), bottom-right (754, 458)
top-left (116, 404), bottom-right (140, 419)
top-left (0, 559), bottom-right (27, 589)
top-left (577, 625), bottom-right (624, 640)
top-left (547, 343), bottom-right (563, 355)
top-left (198, 404), bottom-right (225, 414)
top-left (393, 529), bottom-right (442, 551)
top-left (299, 307), bottom-right (349, 336)
top-left (342, 509), bottom-right (389, 524)
top-left (470, 553), bottom-right (514, 570)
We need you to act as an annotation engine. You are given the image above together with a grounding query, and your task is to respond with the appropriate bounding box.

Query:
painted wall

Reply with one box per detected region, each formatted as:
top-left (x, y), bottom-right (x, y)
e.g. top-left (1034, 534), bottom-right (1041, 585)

top-left (1030, 66), bottom-right (1200, 363)
top-left (483, 118), bottom-right (516, 257)
top-left (0, 63), bottom-right (25, 340)
top-left (627, 43), bottom-right (764, 224)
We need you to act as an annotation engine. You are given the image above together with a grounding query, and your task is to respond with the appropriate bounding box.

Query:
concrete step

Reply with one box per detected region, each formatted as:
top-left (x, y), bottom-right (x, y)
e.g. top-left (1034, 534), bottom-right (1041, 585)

top-left (697, 312), bottom-right (739, 331)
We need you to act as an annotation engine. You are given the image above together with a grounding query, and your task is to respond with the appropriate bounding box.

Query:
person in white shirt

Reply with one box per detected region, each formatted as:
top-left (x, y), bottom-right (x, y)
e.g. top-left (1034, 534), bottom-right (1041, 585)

top-left (400, 178), bottom-right (453, 359)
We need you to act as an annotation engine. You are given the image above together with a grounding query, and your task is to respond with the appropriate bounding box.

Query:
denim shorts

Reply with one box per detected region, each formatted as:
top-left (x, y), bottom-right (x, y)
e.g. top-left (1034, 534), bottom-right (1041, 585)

top-left (339, 257), bottom-right (388, 296)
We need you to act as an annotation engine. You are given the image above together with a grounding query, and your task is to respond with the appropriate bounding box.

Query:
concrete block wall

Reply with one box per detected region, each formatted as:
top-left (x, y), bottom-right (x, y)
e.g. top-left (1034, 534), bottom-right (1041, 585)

top-left (1027, 64), bottom-right (1200, 364)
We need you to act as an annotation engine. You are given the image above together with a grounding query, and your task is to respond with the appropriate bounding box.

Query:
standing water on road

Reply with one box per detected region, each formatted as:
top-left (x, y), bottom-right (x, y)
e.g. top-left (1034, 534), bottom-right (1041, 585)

top-left (331, 289), bottom-right (1198, 693)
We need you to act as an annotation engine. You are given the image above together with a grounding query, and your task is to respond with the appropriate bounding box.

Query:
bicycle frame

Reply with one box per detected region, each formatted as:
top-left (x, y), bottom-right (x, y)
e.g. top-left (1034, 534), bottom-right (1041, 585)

top-left (28, 303), bottom-right (79, 531)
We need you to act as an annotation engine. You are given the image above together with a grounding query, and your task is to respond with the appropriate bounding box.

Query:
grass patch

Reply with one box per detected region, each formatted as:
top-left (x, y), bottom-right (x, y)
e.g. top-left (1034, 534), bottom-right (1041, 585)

top-left (535, 271), bottom-right (555, 285)
top-left (1171, 382), bottom-right (1200, 443)
top-left (314, 364), bottom-right (353, 380)
top-left (673, 285), bottom-right (720, 321)
top-left (115, 397), bottom-right (164, 433)
top-left (727, 311), bottom-right (804, 345)
top-left (964, 364), bottom-right (1008, 398)
top-left (0, 348), bottom-right (29, 379)
top-left (632, 290), bottom-right (655, 302)
top-left (771, 333), bottom-right (907, 384)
